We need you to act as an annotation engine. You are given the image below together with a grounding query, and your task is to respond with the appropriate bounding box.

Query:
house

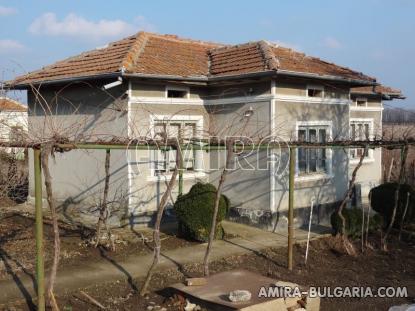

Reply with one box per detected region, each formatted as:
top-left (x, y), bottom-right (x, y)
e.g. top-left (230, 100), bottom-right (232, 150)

top-left (0, 97), bottom-right (27, 158)
top-left (7, 32), bottom-right (404, 229)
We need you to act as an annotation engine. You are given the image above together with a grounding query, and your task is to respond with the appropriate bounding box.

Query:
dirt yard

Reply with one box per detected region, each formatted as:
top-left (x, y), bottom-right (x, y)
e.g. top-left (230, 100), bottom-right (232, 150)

top-left (0, 210), bottom-right (414, 311)
top-left (0, 212), bottom-right (198, 282)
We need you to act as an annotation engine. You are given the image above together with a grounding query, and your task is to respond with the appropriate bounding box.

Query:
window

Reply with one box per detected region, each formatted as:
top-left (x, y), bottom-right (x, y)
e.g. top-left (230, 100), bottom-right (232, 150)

top-left (350, 119), bottom-right (372, 159)
top-left (152, 118), bottom-right (201, 176)
top-left (167, 89), bottom-right (187, 98)
top-left (307, 85), bottom-right (324, 98)
top-left (355, 98), bottom-right (367, 107)
top-left (298, 125), bottom-right (329, 175)
top-left (166, 85), bottom-right (189, 99)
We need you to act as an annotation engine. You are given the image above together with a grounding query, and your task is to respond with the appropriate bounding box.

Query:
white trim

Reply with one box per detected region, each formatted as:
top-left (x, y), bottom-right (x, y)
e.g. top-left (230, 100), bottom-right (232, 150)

top-left (349, 106), bottom-right (384, 112)
top-left (306, 84), bottom-right (324, 98)
top-left (127, 80), bottom-right (132, 211)
top-left (275, 94), bottom-right (350, 105)
top-left (270, 79), bottom-right (277, 213)
top-left (295, 173), bottom-right (334, 183)
top-left (355, 97), bottom-right (368, 108)
top-left (165, 84), bottom-right (190, 99)
top-left (349, 117), bottom-right (375, 163)
top-left (129, 93), bottom-right (351, 106)
top-left (148, 114), bottom-right (205, 180)
top-left (147, 171), bottom-right (206, 182)
top-left (295, 120), bottom-right (333, 178)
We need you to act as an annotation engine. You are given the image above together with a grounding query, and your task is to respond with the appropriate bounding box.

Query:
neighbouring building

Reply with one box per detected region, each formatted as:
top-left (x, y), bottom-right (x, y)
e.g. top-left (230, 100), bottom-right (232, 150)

top-left (0, 97), bottom-right (27, 157)
top-left (6, 32), bottom-right (404, 229)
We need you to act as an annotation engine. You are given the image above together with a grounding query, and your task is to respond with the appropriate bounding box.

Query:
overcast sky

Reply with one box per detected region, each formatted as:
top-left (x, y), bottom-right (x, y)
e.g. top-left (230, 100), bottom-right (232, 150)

top-left (0, 0), bottom-right (414, 108)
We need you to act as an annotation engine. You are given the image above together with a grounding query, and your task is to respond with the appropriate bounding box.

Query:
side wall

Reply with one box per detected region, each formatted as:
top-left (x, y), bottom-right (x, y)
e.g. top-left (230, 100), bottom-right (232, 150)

top-left (349, 95), bottom-right (383, 201)
top-left (27, 81), bottom-right (129, 226)
top-left (128, 80), bottom-right (272, 225)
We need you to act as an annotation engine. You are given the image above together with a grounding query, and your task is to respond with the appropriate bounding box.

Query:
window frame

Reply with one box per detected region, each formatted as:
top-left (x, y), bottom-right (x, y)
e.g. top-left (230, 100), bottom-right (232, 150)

top-left (295, 121), bottom-right (333, 181)
top-left (148, 114), bottom-right (204, 181)
top-left (349, 118), bottom-right (374, 163)
top-left (165, 85), bottom-right (190, 99)
top-left (355, 97), bottom-right (368, 108)
top-left (306, 84), bottom-right (324, 98)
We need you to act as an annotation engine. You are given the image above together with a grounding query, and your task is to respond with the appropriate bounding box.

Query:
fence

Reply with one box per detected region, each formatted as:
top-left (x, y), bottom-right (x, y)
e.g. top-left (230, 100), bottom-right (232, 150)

top-left (0, 138), bottom-right (414, 310)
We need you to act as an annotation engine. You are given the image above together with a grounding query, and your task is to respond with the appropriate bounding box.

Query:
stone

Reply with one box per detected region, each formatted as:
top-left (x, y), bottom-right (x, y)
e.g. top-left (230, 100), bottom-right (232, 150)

top-left (229, 290), bottom-right (252, 302)
top-left (275, 281), bottom-right (300, 290)
top-left (185, 277), bottom-right (207, 286)
top-left (184, 300), bottom-right (197, 311)
top-left (389, 305), bottom-right (415, 311)
top-left (240, 298), bottom-right (287, 311)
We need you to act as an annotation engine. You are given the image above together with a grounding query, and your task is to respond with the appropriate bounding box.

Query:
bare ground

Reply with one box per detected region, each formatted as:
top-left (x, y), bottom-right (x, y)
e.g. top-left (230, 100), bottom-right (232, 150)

top-left (0, 212), bottom-right (414, 311)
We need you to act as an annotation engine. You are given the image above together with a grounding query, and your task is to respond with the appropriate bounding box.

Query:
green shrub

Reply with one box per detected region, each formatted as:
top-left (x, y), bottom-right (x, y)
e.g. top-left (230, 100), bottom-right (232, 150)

top-left (370, 183), bottom-right (415, 228)
top-left (331, 208), bottom-right (382, 239)
top-left (174, 182), bottom-right (230, 242)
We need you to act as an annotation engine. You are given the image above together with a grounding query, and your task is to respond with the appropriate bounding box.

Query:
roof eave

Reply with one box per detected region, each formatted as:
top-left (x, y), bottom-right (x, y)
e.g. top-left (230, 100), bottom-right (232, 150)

top-left (276, 70), bottom-right (376, 86)
top-left (123, 73), bottom-right (208, 82)
top-left (5, 72), bottom-right (122, 90)
top-left (6, 69), bottom-right (378, 89)
top-left (351, 91), bottom-right (405, 100)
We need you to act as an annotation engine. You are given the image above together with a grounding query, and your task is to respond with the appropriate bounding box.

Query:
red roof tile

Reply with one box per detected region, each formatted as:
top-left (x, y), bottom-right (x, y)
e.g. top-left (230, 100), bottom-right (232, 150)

top-left (0, 97), bottom-right (27, 112)
top-left (8, 32), bottom-right (378, 87)
top-left (351, 85), bottom-right (403, 97)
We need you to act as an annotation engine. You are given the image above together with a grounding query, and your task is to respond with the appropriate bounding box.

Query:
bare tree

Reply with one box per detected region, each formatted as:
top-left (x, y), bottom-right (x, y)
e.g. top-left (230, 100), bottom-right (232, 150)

top-left (94, 149), bottom-right (115, 250)
top-left (139, 144), bottom-right (182, 296)
top-left (383, 145), bottom-right (409, 250)
top-left (203, 139), bottom-right (233, 277)
top-left (40, 143), bottom-right (60, 310)
top-left (336, 145), bottom-right (368, 255)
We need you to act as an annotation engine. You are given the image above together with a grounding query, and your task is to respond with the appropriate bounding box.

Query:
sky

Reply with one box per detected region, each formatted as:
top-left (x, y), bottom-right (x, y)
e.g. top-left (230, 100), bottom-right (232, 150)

top-left (0, 0), bottom-right (414, 108)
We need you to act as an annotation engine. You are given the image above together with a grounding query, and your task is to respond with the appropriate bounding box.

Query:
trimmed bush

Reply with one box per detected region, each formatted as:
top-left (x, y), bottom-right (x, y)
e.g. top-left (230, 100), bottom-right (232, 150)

top-left (174, 182), bottom-right (230, 242)
top-left (331, 208), bottom-right (382, 239)
top-left (370, 183), bottom-right (415, 228)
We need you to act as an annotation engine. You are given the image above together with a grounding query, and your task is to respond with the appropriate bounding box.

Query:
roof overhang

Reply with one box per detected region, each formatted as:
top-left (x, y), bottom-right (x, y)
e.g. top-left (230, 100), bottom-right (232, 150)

top-left (276, 70), bottom-right (376, 86)
top-left (5, 73), bottom-right (122, 90)
top-left (7, 69), bottom-right (376, 90)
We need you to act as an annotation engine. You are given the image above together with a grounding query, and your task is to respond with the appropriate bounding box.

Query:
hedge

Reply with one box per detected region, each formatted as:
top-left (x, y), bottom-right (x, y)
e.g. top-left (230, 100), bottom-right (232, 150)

top-left (174, 182), bottom-right (230, 242)
top-left (370, 183), bottom-right (414, 228)
top-left (331, 208), bottom-right (382, 239)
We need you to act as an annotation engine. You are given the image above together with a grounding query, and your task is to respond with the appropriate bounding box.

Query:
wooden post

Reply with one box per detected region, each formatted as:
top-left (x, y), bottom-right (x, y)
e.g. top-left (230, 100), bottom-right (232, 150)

top-left (288, 146), bottom-right (295, 271)
top-left (34, 148), bottom-right (45, 311)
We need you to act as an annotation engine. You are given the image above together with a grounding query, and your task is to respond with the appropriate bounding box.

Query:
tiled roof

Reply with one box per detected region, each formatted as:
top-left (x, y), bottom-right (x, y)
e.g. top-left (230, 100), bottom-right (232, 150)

top-left (209, 42), bottom-right (267, 76)
top-left (0, 97), bottom-right (27, 112)
top-left (351, 85), bottom-right (403, 97)
top-left (270, 45), bottom-right (374, 81)
top-left (130, 34), bottom-right (219, 77)
top-left (9, 32), bottom-right (377, 87)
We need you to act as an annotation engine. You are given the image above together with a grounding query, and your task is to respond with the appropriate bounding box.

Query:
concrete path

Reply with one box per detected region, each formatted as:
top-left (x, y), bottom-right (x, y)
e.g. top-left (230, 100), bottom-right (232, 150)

top-left (0, 221), bottom-right (330, 305)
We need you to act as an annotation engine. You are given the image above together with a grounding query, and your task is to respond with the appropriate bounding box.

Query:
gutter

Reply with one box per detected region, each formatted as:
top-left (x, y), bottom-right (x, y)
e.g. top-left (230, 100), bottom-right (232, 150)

top-left (5, 73), bottom-right (122, 90)
top-left (276, 70), bottom-right (377, 86)
top-left (7, 68), bottom-right (376, 90)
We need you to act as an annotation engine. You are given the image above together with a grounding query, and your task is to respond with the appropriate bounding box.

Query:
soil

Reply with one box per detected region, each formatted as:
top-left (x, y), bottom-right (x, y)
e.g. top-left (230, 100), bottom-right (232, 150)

top-left (0, 212), bottom-right (198, 281)
top-left (1, 212), bottom-right (414, 311)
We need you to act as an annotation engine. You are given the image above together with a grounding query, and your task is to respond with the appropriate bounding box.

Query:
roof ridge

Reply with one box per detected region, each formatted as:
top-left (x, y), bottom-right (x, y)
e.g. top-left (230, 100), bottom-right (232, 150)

top-left (257, 40), bottom-right (279, 71)
top-left (120, 32), bottom-right (149, 72)
top-left (140, 31), bottom-right (223, 47)
top-left (209, 41), bottom-right (257, 53)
